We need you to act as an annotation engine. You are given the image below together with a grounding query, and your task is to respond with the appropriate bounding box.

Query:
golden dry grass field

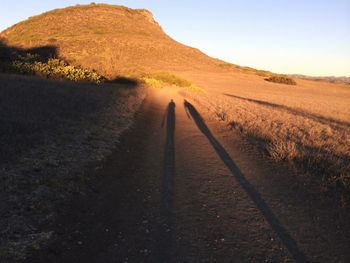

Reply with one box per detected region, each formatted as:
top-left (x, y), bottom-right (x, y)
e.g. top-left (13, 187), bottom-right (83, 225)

top-left (179, 70), bottom-right (350, 197)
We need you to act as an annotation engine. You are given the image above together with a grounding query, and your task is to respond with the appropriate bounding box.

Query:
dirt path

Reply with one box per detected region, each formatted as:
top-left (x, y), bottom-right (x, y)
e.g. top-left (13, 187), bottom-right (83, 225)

top-left (28, 88), bottom-right (350, 263)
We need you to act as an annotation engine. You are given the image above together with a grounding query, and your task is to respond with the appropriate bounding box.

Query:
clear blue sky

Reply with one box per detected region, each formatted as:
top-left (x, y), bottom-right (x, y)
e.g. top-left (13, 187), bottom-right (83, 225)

top-left (1, 0), bottom-right (349, 76)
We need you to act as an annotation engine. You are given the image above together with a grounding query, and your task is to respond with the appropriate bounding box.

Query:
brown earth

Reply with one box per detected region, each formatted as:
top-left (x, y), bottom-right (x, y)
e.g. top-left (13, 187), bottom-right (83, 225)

top-left (0, 4), bottom-right (224, 78)
top-left (1, 3), bottom-right (349, 262)
top-left (27, 88), bottom-right (350, 263)
top-left (0, 74), bottom-right (146, 261)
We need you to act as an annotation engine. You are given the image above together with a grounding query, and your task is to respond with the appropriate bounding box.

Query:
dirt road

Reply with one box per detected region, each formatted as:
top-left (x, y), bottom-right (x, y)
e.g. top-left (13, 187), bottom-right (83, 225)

top-left (29, 89), bottom-right (350, 263)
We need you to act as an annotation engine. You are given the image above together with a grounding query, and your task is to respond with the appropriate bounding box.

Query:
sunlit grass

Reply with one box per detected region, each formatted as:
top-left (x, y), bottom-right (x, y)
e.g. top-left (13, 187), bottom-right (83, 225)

top-left (140, 72), bottom-right (203, 91)
top-left (0, 53), bottom-right (105, 83)
top-left (182, 83), bottom-right (350, 199)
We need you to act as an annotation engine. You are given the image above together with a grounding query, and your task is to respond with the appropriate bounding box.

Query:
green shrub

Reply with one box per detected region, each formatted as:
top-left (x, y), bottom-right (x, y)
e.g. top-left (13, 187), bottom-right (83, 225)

top-left (2, 54), bottom-right (105, 84)
top-left (265, 76), bottom-right (297, 85)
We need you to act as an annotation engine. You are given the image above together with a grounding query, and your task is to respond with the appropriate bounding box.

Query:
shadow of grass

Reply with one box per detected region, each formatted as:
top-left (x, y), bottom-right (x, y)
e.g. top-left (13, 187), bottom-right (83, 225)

top-left (0, 40), bottom-right (57, 62)
top-left (224, 93), bottom-right (350, 128)
top-left (106, 76), bottom-right (140, 88)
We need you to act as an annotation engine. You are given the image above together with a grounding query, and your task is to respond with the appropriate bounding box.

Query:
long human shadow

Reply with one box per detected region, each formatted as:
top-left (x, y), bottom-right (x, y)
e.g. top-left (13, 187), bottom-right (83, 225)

top-left (158, 100), bottom-right (176, 261)
top-left (163, 99), bottom-right (176, 212)
top-left (184, 100), bottom-right (309, 263)
top-left (224, 93), bottom-right (350, 128)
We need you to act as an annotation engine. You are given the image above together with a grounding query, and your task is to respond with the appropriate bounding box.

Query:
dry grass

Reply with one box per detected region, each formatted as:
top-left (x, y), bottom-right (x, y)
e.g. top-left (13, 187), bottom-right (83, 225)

top-left (1, 5), bottom-right (349, 259)
top-left (180, 71), bottom-right (350, 198)
top-left (138, 71), bottom-right (202, 91)
top-left (0, 4), bottom-right (221, 78)
top-left (217, 61), bottom-right (272, 77)
top-left (1, 57), bottom-right (105, 83)
top-left (0, 73), bottom-right (146, 260)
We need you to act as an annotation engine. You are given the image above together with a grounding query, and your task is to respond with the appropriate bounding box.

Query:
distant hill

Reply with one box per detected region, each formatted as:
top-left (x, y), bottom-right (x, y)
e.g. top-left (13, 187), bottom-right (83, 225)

top-left (0, 4), bottom-right (223, 78)
top-left (289, 74), bottom-right (350, 85)
top-left (2, 3), bottom-right (346, 83)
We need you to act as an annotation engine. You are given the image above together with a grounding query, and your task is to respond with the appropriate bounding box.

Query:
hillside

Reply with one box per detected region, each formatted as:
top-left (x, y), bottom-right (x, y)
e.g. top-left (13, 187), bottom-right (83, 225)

top-left (0, 4), bottom-right (221, 78)
top-left (289, 74), bottom-right (350, 85)
top-left (1, 3), bottom-right (350, 262)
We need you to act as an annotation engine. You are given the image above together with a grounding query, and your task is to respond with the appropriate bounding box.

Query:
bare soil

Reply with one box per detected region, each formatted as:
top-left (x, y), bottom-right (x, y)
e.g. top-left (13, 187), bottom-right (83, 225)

top-left (27, 88), bottom-right (350, 263)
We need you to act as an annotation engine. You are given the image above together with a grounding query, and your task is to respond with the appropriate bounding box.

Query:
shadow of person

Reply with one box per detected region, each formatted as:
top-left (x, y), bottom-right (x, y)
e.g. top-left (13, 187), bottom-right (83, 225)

top-left (183, 99), bottom-right (309, 263)
top-left (163, 99), bottom-right (176, 209)
top-left (163, 99), bottom-right (175, 130)
top-left (158, 99), bottom-right (176, 260)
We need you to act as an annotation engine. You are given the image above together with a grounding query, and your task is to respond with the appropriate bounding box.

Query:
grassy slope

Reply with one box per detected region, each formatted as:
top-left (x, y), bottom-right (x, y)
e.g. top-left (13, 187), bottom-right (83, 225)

top-left (0, 73), bottom-right (146, 260)
top-left (1, 3), bottom-right (346, 85)
top-left (180, 71), bottom-right (350, 199)
top-left (0, 4), bottom-right (220, 78)
top-left (0, 2), bottom-right (349, 208)
top-left (0, 3), bottom-right (349, 260)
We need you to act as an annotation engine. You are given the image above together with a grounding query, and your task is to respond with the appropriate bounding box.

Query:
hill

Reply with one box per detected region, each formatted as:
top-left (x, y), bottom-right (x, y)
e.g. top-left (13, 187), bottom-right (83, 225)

top-left (0, 4), bottom-right (221, 79)
top-left (289, 74), bottom-right (350, 85)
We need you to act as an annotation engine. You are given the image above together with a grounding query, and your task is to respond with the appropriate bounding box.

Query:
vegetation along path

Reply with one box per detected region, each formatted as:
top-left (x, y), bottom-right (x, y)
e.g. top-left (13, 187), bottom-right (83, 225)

top-left (28, 88), bottom-right (350, 263)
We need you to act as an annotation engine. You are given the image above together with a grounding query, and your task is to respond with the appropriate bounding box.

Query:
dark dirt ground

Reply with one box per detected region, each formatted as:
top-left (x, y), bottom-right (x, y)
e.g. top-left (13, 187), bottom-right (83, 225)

top-left (0, 73), bottom-right (145, 262)
top-left (27, 89), bottom-right (350, 263)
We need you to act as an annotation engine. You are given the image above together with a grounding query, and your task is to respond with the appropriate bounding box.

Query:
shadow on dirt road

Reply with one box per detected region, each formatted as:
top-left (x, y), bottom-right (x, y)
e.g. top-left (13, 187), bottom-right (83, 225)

top-left (184, 100), bottom-right (309, 263)
top-left (158, 100), bottom-right (176, 261)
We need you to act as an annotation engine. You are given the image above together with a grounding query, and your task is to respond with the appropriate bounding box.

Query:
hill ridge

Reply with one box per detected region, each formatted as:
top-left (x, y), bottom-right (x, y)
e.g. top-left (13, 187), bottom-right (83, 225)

top-left (0, 3), bottom-right (220, 78)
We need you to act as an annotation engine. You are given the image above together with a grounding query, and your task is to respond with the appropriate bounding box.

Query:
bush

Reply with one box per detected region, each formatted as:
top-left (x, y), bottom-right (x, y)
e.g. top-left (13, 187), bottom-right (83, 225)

top-left (265, 76), bottom-right (297, 85)
top-left (1, 53), bottom-right (105, 84)
top-left (148, 72), bottom-right (192, 87)
top-left (140, 72), bottom-right (202, 91)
